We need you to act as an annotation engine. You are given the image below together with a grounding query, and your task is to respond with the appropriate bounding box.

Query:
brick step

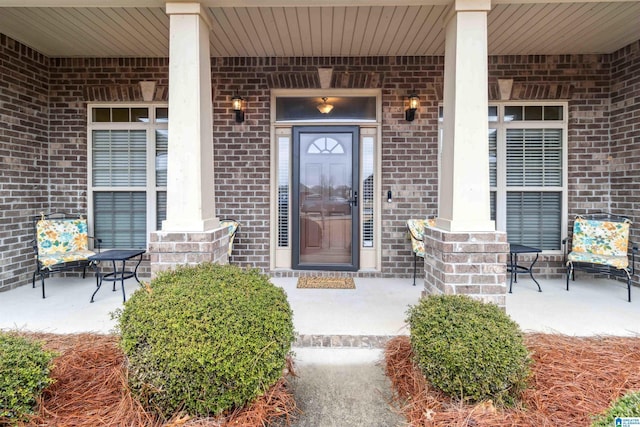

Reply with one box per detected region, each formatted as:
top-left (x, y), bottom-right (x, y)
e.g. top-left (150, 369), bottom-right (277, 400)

top-left (294, 334), bottom-right (399, 349)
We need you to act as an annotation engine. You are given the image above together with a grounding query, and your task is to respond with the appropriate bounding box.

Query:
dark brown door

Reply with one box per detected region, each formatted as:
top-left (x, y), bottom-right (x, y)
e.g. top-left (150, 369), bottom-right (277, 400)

top-left (292, 126), bottom-right (359, 271)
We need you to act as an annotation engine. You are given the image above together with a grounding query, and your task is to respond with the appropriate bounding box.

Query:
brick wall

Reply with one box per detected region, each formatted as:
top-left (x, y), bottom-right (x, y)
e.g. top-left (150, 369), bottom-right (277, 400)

top-left (379, 58), bottom-right (442, 277)
top-left (213, 54), bottom-right (621, 278)
top-left (47, 57), bottom-right (170, 280)
top-left (48, 57), bottom-right (169, 215)
top-left (2, 32), bottom-right (639, 290)
top-left (489, 54), bottom-right (613, 216)
top-left (489, 53), bottom-right (614, 278)
top-left (210, 57), bottom-right (443, 274)
top-left (0, 35), bottom-right (49, 292)
top-left (212, 57), bottom-right (273, 270)
top-left (609, 41), bottom-right (640, 286)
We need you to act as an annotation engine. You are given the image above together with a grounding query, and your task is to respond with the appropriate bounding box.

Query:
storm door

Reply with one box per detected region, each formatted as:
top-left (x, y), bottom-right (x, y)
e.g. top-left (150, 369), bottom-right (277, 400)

top-left (292, 126), bottom-right (359, 271)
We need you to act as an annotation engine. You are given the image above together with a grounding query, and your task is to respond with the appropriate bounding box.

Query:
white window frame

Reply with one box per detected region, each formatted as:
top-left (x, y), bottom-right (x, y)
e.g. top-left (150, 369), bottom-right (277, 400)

top-left (87, 103), bottom-right (168, 249)
top-left (439, 101), bottom-right (568, 253)
top-left (493, 102), bottom-right (568, 252)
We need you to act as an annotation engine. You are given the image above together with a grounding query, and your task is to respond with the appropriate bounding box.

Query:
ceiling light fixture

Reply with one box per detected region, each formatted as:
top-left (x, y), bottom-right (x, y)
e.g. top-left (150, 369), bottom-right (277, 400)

top-left (317, 97), bottom-right (334, 114)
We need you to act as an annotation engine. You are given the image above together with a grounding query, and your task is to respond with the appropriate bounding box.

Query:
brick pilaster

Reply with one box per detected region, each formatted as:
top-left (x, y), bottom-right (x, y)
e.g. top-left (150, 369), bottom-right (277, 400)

top-left (149, 226), bottom-right (229, 279)
top-left (422, 227), bottom-right (509, 308)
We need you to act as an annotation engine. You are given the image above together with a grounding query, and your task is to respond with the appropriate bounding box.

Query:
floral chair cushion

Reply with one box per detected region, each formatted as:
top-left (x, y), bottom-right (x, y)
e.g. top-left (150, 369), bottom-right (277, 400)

top-left (36, 219), bottom-right (95, 269)
top-left (406, 218), bottom-right (436, 258)
top-left (38, 250), bottom-right (96, 269)
top-left (220, 220), bottom-right (239, 257)
top-left (567, 217), bottom-right (630, 269)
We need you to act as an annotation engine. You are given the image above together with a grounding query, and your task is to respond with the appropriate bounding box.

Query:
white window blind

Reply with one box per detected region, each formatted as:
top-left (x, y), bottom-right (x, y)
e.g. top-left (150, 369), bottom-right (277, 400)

top-left (89, 105), bottom-right (167, 249)
top-left (489, 128), bottom-right (497, 187)
top-left (504, 127), bottom-right (563, 250)
top-left (155, 129), bottom-right (168, 187)
top-left (94, 192), bottom-right (147, 248)
top-left (362, 136), bottom-right (375, 247)
top-left (506, 191), bottom-right (562, 250)
top-left (506, 129), bottom-right (562, 187)
top-left (92, 130), bottom-right (147, 186)
top-left (157, 191), bottom-right (166, 231)
top-left (277, 135), bottom-right (290, 247)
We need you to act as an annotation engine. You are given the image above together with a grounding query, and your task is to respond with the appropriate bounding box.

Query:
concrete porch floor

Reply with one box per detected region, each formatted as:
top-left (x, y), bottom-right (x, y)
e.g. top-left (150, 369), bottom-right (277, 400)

top-left (0, 275), bottom-right (639, 337)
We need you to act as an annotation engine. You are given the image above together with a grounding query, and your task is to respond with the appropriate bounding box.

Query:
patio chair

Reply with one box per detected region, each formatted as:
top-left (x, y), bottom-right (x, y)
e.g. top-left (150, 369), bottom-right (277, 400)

top-left (220, 219), bottom-right (240, 262)
top-left (32, 212), bottom-right (101, 298)
top-left (563, 213), bottom-right (637, 302)
top-left (406, 218), bottom-right (436, 286)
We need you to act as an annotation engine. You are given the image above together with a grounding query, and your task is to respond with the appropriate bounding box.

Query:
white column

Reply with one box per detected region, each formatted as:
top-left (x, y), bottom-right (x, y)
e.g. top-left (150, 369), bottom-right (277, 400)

top-left (436, 0), bottom-right (494, 232)
top-left (163, 2), bottom-right (218, 232)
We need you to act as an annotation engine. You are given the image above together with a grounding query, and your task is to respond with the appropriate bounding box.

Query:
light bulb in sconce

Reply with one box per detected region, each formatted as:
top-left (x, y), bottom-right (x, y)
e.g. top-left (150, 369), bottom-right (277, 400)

top-left (387, 190), bottom-right (392, 203)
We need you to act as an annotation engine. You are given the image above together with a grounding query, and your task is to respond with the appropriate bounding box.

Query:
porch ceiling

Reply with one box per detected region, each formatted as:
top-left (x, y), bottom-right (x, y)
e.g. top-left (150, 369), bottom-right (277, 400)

top-left (0, 1), bottom-right (638, 58)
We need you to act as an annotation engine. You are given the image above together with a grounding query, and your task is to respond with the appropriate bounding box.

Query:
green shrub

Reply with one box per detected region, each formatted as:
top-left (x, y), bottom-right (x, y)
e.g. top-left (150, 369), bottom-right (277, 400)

top-left (591, 390), bottom-right (640, 427)
top-left (0, 333), bottom-right (55, 424)
top-left (407, 294), bottom-right (531, 406)
top-left (117, 263), bottom-right (295, 419)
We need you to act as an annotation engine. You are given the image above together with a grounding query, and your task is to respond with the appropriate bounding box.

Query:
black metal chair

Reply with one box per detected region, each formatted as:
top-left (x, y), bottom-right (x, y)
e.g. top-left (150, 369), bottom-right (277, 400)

top-left (220, 219), bottom-right (240, 262)
top-left (32, 212), bottom-right (101, 298)
top-left (563, 213), bottom-right (637, 302)
top-left (406, 219), bottom-right (435, 286)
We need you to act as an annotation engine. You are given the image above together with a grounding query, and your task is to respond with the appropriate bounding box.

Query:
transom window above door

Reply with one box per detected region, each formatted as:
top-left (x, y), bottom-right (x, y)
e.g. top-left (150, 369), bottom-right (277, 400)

top-left (275, 96), bottom-right (377, 122)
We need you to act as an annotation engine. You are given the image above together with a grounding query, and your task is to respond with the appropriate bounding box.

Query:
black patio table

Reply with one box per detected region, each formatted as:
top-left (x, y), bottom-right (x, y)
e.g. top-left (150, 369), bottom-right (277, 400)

top-left (88, 249), bottom-right (145, 303)
top-left (508, 244), bottom-right (542, 293)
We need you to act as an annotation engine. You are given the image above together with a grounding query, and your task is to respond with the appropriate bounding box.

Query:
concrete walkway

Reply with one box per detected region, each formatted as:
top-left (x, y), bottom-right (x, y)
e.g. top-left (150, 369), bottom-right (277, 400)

top-left (1, 275), bottom-right (639, 426)
top-left (289, 349), bottom-right (405, 427)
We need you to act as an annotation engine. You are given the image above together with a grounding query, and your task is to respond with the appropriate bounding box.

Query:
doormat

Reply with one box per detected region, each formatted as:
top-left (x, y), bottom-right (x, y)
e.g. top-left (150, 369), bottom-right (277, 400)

top-left (296, 277), bottom-right (355, 289)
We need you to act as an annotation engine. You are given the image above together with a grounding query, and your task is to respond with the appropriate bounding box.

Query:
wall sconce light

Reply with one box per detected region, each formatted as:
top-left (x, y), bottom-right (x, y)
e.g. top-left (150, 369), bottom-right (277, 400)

top-left (405, 92), bottom-right (420, 122)
top-left (317, 97), bottom-right (334, 114)
top-left (387, 190), bottom-right (393, 203)
top-left (231, 93), bottom-right (245, 123)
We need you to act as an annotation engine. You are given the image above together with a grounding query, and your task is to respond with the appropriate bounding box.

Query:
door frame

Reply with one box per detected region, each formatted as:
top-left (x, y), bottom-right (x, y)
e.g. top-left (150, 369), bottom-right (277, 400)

top-left (291, 125), bottom-right (360, 271)
top-left (268, 88), bottom-right (382, 272)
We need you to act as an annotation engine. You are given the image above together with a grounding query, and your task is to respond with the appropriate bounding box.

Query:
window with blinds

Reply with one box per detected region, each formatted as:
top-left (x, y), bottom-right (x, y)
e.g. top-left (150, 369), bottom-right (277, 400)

top-left (505, 129), bottom-right (562, 188)
top-left (94, 192), bottom-right (147, 248)
top-left (277, 135), bottom-right (290, 247)
top-left (362, 136), bottom-right (375, 247)
top-left (446, 103), bottom-right (567, 251)
top-left (506, 192), bottom-right (562, 249)
top-left (498, 104), bottom-right (566, 250)
top-left (89, 105), bottom-right (167, 249)
top-left (92, 130), bottom-right (147, 186)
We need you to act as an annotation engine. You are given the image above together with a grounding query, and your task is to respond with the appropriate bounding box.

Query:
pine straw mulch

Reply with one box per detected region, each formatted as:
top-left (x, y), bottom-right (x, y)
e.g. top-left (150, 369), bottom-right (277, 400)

top-left (15, 332), bottom-right (298, 427)
top-left (385, 334), bottom-right (640, 426)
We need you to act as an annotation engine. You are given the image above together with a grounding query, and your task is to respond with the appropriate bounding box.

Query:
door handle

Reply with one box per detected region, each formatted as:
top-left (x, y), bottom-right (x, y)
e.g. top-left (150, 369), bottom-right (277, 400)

top-left (349, 191), bottom-right (358, 207)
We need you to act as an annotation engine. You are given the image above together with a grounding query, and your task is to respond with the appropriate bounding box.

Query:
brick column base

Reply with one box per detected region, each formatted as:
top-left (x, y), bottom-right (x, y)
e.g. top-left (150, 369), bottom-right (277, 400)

top-left (149, 226), bottom-right (229, 280)
top-left (422, 227), bottom-right (509, 308)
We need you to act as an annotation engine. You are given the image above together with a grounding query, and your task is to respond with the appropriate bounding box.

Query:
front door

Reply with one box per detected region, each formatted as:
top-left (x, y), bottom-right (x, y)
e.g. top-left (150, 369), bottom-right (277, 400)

top-left (292, 126), bottom-right (359, 271)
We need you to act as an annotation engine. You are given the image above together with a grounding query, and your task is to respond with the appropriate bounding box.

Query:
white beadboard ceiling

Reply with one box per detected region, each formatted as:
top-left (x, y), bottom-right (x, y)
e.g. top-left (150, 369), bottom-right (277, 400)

top-left (0, 2), bottom-right (638, 58)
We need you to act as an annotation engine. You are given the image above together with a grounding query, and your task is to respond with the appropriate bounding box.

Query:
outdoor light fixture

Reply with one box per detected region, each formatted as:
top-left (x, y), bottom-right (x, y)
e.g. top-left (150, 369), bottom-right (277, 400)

top-left (405, 92), bottom-right (420, 122)
top-left (317, 97), bottom-right (334, 114)
top-left (231, 93), bottom-right (244, 123)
